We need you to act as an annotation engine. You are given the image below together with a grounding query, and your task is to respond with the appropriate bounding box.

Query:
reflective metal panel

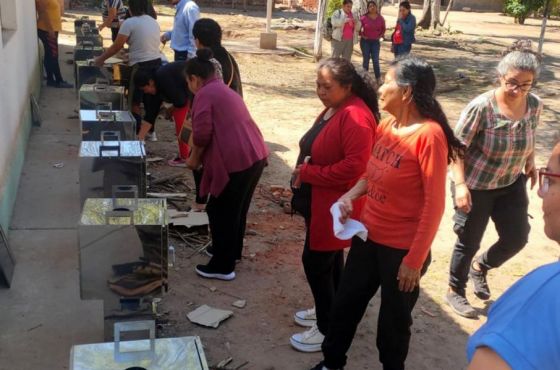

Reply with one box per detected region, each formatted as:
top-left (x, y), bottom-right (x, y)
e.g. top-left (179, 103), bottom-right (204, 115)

top-left (79, 141), bottom-right (146, 208)
top-left (79, 84), bottom-right (125, 111)
top-left (80, 110), bottom-right (137, 141)
top-left (70, 336), bottom-right (209, 370)
top-left (79, 199), bottom-right (168, 313)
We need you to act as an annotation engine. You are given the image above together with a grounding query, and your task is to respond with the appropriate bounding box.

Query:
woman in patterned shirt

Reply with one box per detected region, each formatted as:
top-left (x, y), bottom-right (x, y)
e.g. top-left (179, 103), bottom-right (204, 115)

top-left (446, 48), bottom-right (542, 319)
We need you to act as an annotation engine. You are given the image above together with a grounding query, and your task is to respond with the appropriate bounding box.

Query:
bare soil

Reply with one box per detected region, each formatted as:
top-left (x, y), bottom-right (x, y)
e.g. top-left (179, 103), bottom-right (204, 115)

top-left (59, 5), bottom-right (560, 369)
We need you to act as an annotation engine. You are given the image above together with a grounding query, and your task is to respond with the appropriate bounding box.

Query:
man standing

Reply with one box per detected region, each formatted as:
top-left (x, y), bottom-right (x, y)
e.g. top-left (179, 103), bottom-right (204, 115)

top-left (36, 0), bottom-right (72, 88)
top-left (160, 0), bottom-right (199, 61)
top-left (99, 0), bottom-right (127, 42)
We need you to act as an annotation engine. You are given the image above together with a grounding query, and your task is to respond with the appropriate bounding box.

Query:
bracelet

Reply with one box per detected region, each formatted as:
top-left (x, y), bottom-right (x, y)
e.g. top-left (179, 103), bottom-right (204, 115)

top-left (455, 182), bottom-right (466, 187)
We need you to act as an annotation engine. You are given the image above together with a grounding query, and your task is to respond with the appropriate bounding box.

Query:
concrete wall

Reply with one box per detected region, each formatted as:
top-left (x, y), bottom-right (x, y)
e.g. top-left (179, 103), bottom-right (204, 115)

top-left (0, 0), bottom-right (41, 232)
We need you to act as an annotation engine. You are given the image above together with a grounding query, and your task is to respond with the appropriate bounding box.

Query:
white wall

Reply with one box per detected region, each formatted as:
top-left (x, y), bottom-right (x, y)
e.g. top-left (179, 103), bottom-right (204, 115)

top-left (0, 0), bottom-right (41, 230)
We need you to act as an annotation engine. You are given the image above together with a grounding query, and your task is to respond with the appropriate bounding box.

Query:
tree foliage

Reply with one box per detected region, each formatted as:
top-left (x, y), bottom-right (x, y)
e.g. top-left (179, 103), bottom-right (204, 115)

top-left (504, 0), bottom-right (545, 24)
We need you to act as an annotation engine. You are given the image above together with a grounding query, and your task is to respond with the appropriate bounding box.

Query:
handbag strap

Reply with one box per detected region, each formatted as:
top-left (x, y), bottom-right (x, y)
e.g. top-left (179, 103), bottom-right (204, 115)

top-left (226, 52), bottom-right (235, 87)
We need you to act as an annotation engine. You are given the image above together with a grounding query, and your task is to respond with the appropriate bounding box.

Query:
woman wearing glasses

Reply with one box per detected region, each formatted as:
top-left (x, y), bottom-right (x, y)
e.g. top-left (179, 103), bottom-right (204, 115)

top-left (446, 48), bottom-right (543, 318)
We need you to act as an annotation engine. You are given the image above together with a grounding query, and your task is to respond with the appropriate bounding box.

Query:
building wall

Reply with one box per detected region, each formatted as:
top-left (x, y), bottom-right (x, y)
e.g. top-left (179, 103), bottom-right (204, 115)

top-left (0, 0), bottom-right (42, 232)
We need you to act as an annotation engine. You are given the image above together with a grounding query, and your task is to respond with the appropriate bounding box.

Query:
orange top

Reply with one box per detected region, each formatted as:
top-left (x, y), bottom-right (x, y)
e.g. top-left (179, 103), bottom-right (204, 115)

top-left (360, 117), bottom-right (448, 269)
top-left (37, 0), bottom-right (62, 32)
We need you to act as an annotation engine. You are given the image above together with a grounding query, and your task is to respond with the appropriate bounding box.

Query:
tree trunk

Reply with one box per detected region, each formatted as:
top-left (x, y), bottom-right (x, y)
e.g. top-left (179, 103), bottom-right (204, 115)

top-left (378, 0), bottom-right (384, 14)
top-left (431, 0), bottom-right (441, 29)
top-left (440, 0), bottom-right (455, 28)
top-left (538, 0), bottom-right (552, 54)
top-left (313, 0), bottom-right (329, 61)
top-left (418, 0), bottom-right (432, 29)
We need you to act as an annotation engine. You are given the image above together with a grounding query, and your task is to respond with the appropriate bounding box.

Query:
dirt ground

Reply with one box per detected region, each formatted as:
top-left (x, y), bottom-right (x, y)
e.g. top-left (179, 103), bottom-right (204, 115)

top-left (59, 4), bottom-right (560, 369)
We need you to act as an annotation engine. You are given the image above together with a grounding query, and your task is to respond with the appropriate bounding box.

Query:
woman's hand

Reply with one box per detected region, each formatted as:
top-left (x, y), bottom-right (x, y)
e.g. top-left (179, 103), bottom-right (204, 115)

top-left (186, 155), bottom-right (201, 170)
top-left (397, 262), bottom-right (421, 293)
top-left (454, 183), bottom-right (472, 213)
top-left (524, 157), bottom-right (537, 189)
top-left (337, 197), bottom-right (353, 224)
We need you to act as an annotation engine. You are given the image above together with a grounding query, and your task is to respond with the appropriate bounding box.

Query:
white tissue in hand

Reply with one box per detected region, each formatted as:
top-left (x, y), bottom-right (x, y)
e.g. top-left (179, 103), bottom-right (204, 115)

top-left (330, 202), bottom-right (368, 241)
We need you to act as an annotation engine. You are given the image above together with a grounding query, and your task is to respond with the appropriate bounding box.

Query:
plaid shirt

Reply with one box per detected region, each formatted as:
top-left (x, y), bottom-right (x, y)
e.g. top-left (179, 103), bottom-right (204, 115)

top-left (455, 90), bottom-right (542, 190)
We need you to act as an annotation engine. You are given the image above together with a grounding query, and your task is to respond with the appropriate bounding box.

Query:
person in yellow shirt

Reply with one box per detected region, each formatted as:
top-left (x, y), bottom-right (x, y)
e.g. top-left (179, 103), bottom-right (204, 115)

top-left (36, 0), bottom-right (72, 88)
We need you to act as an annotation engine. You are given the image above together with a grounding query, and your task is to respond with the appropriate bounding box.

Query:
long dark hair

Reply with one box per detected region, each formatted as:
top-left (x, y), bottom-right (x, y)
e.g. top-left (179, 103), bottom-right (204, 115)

top-left (390, 56), bottom-right (465, 163)
top-left (185, 48), bottom-right (216, 79)
top-left (128, 0), bottom-right (147, 16)
top-left (363, 1), bottom-right (377, 16)
top-left (319, 58), bottom-right (380, 121)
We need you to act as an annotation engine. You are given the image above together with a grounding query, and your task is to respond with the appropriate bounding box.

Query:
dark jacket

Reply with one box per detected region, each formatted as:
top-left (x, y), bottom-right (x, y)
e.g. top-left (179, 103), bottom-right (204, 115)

top-left (397, 13), bottom-right (416, 46)
top-left (211, 45), bottom-right (243, 97)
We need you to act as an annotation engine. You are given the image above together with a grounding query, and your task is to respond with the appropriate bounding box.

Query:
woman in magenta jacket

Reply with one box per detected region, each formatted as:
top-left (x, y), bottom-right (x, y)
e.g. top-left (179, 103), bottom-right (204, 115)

top-left (289, 58), bottom-right (379, 353)
top-left (185, 48), bottom-right (269, 281)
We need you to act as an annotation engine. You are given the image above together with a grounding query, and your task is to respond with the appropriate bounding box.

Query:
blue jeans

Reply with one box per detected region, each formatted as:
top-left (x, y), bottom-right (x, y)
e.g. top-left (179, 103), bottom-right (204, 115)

top-left (393, 43), bottom-right (412, 57)
top-left (360, 38), bottom-right (381, 78)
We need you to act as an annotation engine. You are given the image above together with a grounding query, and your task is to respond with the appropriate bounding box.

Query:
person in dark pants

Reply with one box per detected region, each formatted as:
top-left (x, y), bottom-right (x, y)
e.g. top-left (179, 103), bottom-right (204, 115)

top-left (185, 48), bottom-right (268, 281)
top-left (161, 0), bottom-right (200, 61)
top-left (133, 62), bottom-right (192, 166)
top-left (99, 0), bottom-right (127, 42)
top-left (310, 56), bottom-right (465, 370)
top-left (36, 0), bottom-right (72, 88)
top-left (446, 47), bottom-right (542, 319)
top-left (391, 1), bottom-right (415, 57)
top-left (288, 58), bottom-right (378, 353)
top-left (94, 0), bottom-right (162, 141)
top-left (193, 18), bottom-right (243, 96)
top-left (359, 1), bottom-right (385, 85)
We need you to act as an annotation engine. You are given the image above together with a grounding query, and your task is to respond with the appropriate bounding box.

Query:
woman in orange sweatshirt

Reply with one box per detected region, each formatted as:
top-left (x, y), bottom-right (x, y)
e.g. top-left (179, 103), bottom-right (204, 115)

top-left (310, 56), bottom-right (465, 370)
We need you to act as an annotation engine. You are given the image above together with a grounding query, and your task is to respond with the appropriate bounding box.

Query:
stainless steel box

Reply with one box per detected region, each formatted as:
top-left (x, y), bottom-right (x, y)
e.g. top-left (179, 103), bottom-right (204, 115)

top-left (79, 141), bottom-right (146, 207)
top-left (78, 198), bottom-right (168, 312)
top-left (70, 330), bottom-right (209, 370)
top-left (79, 84), bottom-right (125, 110)
top-left (76, 33), bottom-right (103, 47)
top-left (80, 110), bottom-right (137, 141)
top-left (75, 61), bottom-right (113, 93)
top-left (74, 18), bottom-right (96, 31)
top-left (74, 43), bottom-right (104, 64)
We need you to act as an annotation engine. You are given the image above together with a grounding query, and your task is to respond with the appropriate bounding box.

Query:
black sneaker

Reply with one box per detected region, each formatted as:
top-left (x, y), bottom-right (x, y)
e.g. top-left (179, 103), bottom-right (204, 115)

top-left (47, 80), bottom-right (73, 88)
top-left (309, 362), bottom-right (343, 370)
top-left (469, 263), bottom-right (491, 300)
top-left (445, 289), bottom-right (477, 319)
top-left (195, 264), bottom-right (235, 281)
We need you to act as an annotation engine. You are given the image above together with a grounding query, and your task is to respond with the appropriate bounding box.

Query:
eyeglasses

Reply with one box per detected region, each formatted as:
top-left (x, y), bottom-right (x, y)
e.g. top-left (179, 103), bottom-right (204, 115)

top-left (504, 80), bottom-right (533, 92)
top-left (538, 168), bottom-right (560, 194)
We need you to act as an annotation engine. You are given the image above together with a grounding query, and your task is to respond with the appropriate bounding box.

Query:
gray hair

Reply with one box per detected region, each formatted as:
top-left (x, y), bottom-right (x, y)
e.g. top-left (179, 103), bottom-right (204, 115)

top-left (496, 51), bottom-right (540, 79)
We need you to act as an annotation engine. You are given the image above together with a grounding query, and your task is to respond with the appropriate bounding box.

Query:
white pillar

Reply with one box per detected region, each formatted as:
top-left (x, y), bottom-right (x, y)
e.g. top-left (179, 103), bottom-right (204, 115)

top-left (266, 0), bottom-right (273, 33)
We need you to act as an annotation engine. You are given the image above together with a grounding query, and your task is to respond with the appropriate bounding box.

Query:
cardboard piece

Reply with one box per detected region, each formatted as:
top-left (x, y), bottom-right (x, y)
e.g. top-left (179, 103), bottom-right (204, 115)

top-left (187, 305), bottom-right (233, 328)
top-left (168, 210), bottom-right (209, 227)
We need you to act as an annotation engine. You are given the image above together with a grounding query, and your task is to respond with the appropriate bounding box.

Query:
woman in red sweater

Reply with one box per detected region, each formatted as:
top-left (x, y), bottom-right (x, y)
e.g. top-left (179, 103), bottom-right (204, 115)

top-left (289, 58), bottom-right (379, 353)
top-left (310, 57), bottom-right (465, 370)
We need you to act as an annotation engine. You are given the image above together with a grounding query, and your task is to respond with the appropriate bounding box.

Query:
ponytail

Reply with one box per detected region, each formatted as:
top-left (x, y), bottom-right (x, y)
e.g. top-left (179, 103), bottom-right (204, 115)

top-left (352, 68), bottom-right (380, 121)
top-left (185, 47), bottom-right (216, 79)
top-left (318, 58), bottom-right (380, 121)
top-left (391, 56), bottom-right (465, 163)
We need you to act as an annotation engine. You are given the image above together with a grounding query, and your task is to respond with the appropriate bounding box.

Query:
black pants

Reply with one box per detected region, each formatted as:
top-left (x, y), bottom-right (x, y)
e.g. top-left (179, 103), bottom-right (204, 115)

top-left (174, 50), bottom-right (189, 61)
top-left (302, 222), bottom-right (344, 334)
top-left (193, 169), bottom-right (207, 205)
top-left (206, 159), bottom-right (265, 272)
top-left (111, 27), bottom-right (119, 42)
top-left (322, 238), bottom-right (431, 370)
top-left (38, 29), bottom-right (63, 83)
top-left (448, 175), bottom-right (530, 291)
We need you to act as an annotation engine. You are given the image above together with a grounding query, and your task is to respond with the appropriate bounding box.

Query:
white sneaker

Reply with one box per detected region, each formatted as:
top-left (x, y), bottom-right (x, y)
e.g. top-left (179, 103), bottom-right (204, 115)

top-left (294, 307), bottom-right (316, 327)
top-left (146, 132), bottom-right (158, 142)
top-left (290, 324), bottom-right (324, 352)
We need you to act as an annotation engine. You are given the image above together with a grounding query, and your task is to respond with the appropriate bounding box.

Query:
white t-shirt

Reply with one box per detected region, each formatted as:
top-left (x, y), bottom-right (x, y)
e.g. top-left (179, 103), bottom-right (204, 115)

top-left (118, 15), bottom-right (161, 66)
